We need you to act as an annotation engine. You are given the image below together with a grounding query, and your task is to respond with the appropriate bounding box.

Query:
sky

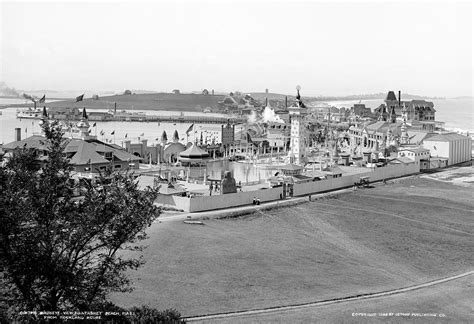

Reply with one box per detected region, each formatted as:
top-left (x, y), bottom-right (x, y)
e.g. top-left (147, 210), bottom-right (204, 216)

top-left (1, 0), bottom-right (472, 97)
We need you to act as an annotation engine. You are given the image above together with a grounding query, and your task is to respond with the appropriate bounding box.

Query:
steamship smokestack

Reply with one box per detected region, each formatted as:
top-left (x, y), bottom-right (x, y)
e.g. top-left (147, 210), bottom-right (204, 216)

top-left (398, 90), bottom-right (401, 106)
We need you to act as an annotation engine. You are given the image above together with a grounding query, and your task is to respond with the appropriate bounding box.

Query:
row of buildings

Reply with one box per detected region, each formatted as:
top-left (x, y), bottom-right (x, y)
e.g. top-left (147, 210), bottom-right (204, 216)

top-left (1, 90), bottom-right (472, 176)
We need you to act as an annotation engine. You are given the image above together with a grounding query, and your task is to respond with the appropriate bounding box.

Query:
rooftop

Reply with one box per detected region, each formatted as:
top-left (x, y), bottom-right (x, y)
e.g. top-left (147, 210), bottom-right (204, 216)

top-left (2, 134), bottom-right (141, 165)
top-left (398, 147), bottom-right (430, 154)
top-left (386, 91), bottom-right (398, 101)
top-left (424, 133), bottom-right (471, 142)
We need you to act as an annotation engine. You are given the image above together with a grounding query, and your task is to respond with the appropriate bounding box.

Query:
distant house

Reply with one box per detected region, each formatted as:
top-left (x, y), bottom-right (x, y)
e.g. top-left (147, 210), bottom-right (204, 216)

top-left (172, 89), bottom-right (180, 94)
top-left (398, 147), bottom-right (430, 167)
top-left (351, 103), bottom-right (372, 118)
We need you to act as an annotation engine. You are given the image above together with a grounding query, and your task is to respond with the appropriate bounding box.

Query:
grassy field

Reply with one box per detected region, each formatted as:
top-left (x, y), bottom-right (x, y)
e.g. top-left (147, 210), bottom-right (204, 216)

top-left (20, 93), bottom-right (227, 112)
top-left (109, 175), bottom-right (474, 318)
top-left (207, 275), bottom-right (474, 323)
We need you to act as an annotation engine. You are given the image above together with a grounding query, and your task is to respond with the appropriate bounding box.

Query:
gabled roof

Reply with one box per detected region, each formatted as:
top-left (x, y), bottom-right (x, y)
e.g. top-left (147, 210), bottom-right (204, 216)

top-left (398, 147), bottom-right (430, 154)
top-left (2, 135), bottom-right (49, 151)
top-left (406, 131), bottom-right (435, 144)
top-left (3, 135), bottom-right (141, 165)
top-left (366, 121), bottom-right (388, 131)
top-left (69, 141), bottom-right (109, 165)
top-left (423, 133), bottom-right (470, 142)
top-left (389, 157), bottom-right (415, 164)
top-left (386, 91), bottom-right (398, 101)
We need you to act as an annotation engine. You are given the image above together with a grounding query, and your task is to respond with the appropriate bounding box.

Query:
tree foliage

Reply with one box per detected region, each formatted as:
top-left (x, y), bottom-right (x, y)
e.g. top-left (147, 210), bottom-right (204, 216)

top-left (0, 121), bottom-right (160, 314)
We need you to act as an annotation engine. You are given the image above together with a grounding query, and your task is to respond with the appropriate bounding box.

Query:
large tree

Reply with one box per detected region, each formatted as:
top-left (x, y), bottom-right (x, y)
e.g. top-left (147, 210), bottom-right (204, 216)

top-left (0, 121), bottom-right (160, 315)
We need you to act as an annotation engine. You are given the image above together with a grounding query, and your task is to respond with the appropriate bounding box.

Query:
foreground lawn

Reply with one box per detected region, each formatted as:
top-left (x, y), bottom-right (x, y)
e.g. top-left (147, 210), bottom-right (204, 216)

top-left (110, 176), bottom-right (474, 317)
top-left (206, 275), bottom-right (474, 323)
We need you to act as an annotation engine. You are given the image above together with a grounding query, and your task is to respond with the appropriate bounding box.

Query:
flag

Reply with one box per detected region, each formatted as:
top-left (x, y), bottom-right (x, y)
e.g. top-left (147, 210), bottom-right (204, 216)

top-left (39, 94), bottom-right (46, 103)
top-left (75, 94), bottom-right (84, 102)
top-left (92, 122), bottom-right (96, 127)
top-left (111, 131), bottom-right (115, 135)
top-left (139, 132), bottom-right (144, 136)
top-left (125, 133), bottom-right (128, 138)
top-left (186, 123), bottom-right (194, 135)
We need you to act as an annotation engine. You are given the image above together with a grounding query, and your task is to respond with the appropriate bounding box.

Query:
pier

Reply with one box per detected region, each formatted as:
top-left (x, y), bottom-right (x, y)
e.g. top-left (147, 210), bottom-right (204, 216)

top-left (100, 114), bottom-right (247, 124)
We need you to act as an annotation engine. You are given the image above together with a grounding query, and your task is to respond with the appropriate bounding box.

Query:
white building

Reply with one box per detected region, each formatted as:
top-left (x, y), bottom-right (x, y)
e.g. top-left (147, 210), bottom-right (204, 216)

top-left (423, 133), bottom-right (472, 166)
top-left (397, 147), bottom-right (430, 167)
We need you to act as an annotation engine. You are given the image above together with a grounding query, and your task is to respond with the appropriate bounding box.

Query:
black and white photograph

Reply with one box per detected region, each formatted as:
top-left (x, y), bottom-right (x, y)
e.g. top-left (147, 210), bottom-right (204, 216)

top-left (0, 0), bottom-right (473, 322)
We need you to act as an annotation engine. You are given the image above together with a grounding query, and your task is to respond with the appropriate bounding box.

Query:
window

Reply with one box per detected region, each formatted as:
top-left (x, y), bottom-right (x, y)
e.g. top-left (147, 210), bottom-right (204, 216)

top-left (115, 165), bottom-right (122, 169)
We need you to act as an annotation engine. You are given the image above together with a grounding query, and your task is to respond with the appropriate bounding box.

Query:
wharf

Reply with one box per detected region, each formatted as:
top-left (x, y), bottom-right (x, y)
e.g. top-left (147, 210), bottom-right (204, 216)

top-left (105, 114), bottom-right (246, 124)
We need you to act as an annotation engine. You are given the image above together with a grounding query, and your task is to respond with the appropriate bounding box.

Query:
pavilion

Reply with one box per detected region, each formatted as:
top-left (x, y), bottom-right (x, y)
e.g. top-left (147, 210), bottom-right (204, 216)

top-left (178, 143), bottom-right (210, 182)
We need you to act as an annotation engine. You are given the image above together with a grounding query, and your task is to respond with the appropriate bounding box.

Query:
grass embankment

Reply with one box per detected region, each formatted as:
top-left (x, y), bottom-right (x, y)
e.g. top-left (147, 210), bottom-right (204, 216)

top-left (110, 176), bottom-right (474, 318)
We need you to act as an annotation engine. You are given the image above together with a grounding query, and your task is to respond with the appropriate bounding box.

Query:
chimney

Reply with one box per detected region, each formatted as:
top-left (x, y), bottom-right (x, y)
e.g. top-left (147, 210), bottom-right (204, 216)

top-left (285, 96), bottom-right (288, 109)
top-left (15, 128), bottom-right (21, 141)
top-left (398, 91), bottom-right (401, 106)
top-left (114, 102), bottom-right (117, 114)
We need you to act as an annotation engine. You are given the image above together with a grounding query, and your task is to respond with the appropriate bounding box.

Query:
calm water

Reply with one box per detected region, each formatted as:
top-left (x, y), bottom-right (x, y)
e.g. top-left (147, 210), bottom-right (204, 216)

top-left (0, 101), bottom-right (235, 145)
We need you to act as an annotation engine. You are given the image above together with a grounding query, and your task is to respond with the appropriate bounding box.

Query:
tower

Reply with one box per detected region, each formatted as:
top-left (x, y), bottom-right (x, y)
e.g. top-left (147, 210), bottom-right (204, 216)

top-left (400, 118), bottom-right (409, 145)
top-left (378, 105), bottom-right (388, 122)
top-left (76, 107), bottom-right (91, 139)
top-left (386, 126), bottom-right (393, 147)
top-left (288, 85), bottom-right (307, 164)
top-left (161, 131), bottom-right (168, 146)
top-left (390, 105), bottom-right (397, 123)
top-left (173, 130), bottom-right (179, 143)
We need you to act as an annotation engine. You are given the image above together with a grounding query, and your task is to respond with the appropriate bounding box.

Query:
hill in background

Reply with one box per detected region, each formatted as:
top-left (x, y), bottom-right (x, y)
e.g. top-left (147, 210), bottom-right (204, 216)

top-left (44, 93), bottom-right (226, 112)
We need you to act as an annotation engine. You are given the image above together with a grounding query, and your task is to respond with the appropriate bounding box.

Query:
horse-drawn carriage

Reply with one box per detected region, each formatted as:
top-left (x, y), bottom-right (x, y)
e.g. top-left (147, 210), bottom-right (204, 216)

top-left (354, 176), bottom-right (370, 189)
